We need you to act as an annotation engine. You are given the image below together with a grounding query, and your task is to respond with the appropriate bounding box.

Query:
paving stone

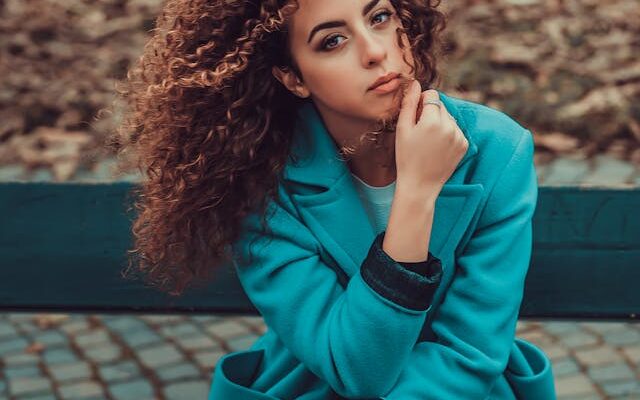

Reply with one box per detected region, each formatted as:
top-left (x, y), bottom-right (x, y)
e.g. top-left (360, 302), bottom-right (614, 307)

top-left (163, 380), bottom-right (210, 400)
top-left (16, 394), bottom-right (57, 400)
top-left (518, 329), bottom-right (555, 347)
top-left (173, 334), bottom-right (217, 352)
top-left (59, 320), bottom-right (90, 336)
top-left (533, 163), bottom-right (550, 184)
top-left (559, 331), bottom-right (600, 349)
top-left (8, 377), bottom-right (52, 396)
top-left (48, 361), bottom-right (92, 382)
top-left (15, 321), bottom-right (40, 335)
top-left (98, 361), bottom-right (141, 383)
top-left (580, 322), bottom-right (630, 335)
top-left (159, 323), bottom-right (201, 339)
top-left (601, 380), bottom-right (640, 397)
top-left (6, 314), bottom-right (33, 323)
top-left (42, 347), bottom-right (78, 365)
top-left (587, 362), bottom-right (636, 383)
top-left (581, 154), bottom-right (636, 186)
top-left (137, 344), bottom-right (184, 369)
top-left (541, 157), bottom-right (590, 185)
top-left (239, 316), bottom-right (267, 326)
top-left (83, 343), bottom-right (122, 363)
top-left (156, 363), bottom-right (202, 382)
top-left (555, 374), bottom-right (599, 397)
top-left (550, 357), bottom-right (580, 377)
top-left (226, 334), bottom-right (259, 352)
top-left (540, 321), bottom-right (582, 336)
top-left (101, 317), bottom-right (148, 334)
top-left (58, 381), bottom-right (104, 398)
top-left (540, 343), bottom-right (569, 360)
top-left (0, 323), bottom-right (19, 338)
top-left (28, 168), bottom-right (54, 182)
top-left (574, 345), bottom-right (624, 367)
top-left (603, 328), bottom-right (640, 346)
top-left (0, 337), bottom-right (29, 356)
top-left (621, 345), bottom-right (640, 365)
top-left (0, 164), bottom-right (27, 181)
top-left (74, 329), bottom-right (110, 347)
top-left (30, 331), bottom-right (67, 347)
top-left (109, 379), bottom-right (155, 400)
top-left (193, 349), bottom-right (227, 370)
top-left (559, 396), bottom-right (602, 400)
top-left (117, 328), bottom-right (164, 348)
top-left (190, 315), bottom-right (223, 324)
top-left (205, 320), bottom-right (250, 339)
top-left (4, 365), bottom-right (42, 380)
top-left (138, 315), bottom-right (186, 325)
top-left (2, 352), bottom-right (40, 366)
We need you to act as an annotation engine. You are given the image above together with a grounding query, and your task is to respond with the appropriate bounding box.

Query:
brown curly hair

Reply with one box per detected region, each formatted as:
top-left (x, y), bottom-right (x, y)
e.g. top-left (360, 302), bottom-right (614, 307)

top-left (107, 0), bottom-right (448, 296)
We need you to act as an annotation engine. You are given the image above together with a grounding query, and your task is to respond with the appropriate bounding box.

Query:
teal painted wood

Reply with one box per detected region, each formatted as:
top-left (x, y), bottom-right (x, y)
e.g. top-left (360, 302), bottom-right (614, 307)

top-left (0, 182), bottom-right (638, 320)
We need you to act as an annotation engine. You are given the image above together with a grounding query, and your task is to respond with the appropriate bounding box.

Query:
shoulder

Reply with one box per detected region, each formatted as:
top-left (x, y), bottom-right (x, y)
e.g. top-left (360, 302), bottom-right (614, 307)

top-left (443, 93), bottom-right (534, 180)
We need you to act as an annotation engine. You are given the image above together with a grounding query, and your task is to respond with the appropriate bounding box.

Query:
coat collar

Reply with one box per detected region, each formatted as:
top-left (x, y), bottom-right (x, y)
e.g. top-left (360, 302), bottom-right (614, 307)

top-left (283, 89), bottom-right (479, 188)
top-left (280, 90), bottom-right (484, 287)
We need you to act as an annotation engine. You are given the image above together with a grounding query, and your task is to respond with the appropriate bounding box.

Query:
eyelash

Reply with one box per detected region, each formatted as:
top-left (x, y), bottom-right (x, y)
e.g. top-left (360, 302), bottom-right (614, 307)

top-left (319, 9), bottom-right (394, 51)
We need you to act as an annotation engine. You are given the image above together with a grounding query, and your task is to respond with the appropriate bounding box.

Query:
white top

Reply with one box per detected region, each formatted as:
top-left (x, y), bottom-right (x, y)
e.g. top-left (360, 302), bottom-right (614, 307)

top-left (350, 172), bottom-right (396, 234)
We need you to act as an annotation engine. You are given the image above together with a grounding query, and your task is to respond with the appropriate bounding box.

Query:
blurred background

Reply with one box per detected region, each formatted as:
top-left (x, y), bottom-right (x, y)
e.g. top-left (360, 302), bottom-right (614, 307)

top-left (0, 0), bottom-right (639, 399)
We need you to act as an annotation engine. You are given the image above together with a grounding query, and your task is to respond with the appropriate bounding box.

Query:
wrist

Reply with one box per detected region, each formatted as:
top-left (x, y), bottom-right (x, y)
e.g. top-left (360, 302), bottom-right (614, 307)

top-left (395, 180), bottom-right (440, 206)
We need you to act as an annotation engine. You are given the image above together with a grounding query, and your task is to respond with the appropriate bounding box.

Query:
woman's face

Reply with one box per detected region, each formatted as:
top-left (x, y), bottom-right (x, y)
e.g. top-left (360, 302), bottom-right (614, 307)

top-left (273, 0), bottom-right (416, 123)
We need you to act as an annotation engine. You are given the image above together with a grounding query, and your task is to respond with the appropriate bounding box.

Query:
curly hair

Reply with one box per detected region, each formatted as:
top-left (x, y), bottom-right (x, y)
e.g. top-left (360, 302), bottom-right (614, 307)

top-left (107, 0), bottom-right (448, 296)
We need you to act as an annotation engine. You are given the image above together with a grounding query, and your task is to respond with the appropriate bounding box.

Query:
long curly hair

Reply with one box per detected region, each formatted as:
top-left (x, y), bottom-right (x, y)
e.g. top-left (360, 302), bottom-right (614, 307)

top-left (108, 0), bottom-right (448, 296)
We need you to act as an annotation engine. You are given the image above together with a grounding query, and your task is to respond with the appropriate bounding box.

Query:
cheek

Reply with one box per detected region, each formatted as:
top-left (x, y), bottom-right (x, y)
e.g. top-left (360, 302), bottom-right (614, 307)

top-left (305, 64), bottom-right (363, 98)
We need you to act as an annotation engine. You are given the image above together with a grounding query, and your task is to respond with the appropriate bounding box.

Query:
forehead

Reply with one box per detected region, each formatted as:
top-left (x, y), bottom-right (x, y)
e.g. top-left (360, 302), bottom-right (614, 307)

top-left (290, 0), bottom-right (380, 28)
top-left (288, 0), bottom-right (385, 40)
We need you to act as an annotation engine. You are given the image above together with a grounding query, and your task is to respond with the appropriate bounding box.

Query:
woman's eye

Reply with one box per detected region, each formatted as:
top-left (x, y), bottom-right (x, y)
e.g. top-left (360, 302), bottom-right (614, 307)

top-left (321, 35), bottom-right (345, 50)
top-left (371, 10), bottom-right (393, 24)
top-left (319, 9), bottom-right (394, 51)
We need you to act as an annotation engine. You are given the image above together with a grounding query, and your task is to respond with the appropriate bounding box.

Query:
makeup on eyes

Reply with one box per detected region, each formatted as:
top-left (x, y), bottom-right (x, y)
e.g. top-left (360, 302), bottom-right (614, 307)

top-left (316, 9), bottom-right (394, 52)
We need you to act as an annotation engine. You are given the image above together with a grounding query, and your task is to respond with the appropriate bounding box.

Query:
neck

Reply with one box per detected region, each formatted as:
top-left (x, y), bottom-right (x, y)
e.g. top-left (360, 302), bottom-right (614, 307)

top-left (347, 136), bottom-right (396, 187)
top-left (311, 101), bottom-right (397, 187)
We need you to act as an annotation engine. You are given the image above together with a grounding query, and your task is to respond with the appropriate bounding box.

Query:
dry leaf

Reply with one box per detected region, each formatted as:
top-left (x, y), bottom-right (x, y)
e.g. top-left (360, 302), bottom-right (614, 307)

top-left (33, 313), bottom-right (70, 329)
top-left (534, 132), bottom-right (580, 153)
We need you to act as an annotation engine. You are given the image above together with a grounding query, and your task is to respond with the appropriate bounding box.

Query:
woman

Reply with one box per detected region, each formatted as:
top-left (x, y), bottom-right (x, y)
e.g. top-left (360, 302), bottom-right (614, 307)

top-left (111, 0), bottom-right (557, 398)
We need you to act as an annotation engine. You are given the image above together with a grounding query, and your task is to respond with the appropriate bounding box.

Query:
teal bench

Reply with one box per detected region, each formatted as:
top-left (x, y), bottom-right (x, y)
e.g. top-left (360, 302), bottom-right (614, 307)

top-left (0, 182), bottom-right (638, 321)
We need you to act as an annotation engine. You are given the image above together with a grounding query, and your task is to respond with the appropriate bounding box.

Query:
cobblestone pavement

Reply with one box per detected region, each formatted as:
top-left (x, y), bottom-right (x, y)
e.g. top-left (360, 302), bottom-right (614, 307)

top-left (0, 314), bottom-right (638, 399)
top-left (1, 153), bottom-right (639, 399)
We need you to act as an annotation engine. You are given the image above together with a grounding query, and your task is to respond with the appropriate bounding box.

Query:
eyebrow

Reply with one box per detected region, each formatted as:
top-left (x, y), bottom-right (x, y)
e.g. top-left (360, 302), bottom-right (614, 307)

top-left (306, 0), bottom-right (381, 44)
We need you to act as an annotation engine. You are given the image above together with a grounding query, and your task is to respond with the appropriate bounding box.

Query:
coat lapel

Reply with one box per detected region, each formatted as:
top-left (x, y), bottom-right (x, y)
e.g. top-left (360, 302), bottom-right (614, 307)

top-left (282, 90), bottom-right (484, 279)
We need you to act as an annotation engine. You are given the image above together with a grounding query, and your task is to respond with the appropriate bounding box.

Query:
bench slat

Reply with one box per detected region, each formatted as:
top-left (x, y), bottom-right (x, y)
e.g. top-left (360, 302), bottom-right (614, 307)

top-left (0, 182), bottom-right (638, 320)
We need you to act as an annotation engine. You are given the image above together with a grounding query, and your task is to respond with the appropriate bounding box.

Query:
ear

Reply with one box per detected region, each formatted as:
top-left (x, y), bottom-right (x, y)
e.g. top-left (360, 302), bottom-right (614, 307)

top-left (272, 66), bottom-right (310, 98)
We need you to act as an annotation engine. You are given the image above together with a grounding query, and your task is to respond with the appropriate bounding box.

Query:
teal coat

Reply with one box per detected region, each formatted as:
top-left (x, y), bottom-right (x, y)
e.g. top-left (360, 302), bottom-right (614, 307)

top-left (208, 91), bottom-right (557, 399)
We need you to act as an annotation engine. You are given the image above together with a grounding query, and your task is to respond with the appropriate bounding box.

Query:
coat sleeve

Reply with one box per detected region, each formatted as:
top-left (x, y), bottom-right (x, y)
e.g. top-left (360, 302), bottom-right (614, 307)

top-left (383, 129), bottom-right (539, 399)
top-left (231, 182), bottom-right (443, 398)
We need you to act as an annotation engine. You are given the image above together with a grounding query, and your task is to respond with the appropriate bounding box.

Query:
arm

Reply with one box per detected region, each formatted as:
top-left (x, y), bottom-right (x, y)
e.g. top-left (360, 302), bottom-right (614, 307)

top-left (384, 129), bottom-right (538, 399)
top-left (231, 183), bottom-right (442, 398)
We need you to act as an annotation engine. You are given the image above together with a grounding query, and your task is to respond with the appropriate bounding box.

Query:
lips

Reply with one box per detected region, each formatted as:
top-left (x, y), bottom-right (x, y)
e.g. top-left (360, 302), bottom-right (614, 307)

top-left (369, 72), bottom-right (400, 90)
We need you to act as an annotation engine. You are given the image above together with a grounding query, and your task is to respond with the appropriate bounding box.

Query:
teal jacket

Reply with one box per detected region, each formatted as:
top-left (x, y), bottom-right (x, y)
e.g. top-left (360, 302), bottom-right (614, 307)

top-left (208, 91), bottom-right (557, 399)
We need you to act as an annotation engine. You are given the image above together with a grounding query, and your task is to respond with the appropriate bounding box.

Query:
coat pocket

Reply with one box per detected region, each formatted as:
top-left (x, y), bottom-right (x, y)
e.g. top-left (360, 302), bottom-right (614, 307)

top-left (504, 337), bottom-right (557, 400)
top-left (208, 348), bottom-right (280, 400)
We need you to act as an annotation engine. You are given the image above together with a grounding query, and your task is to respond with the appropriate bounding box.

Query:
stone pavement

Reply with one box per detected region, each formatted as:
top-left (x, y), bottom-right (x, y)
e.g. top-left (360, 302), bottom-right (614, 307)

top-left (1, 152), bottom-right (639, 399)
top-left (0, 314), bottom-right (639, 400)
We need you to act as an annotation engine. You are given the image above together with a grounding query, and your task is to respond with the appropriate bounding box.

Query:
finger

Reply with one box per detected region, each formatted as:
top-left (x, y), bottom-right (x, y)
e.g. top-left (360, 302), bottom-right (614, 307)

top-left (397, 80), bottom-right (421, 129)
top-left (417, 89), bottom-right (442, 125)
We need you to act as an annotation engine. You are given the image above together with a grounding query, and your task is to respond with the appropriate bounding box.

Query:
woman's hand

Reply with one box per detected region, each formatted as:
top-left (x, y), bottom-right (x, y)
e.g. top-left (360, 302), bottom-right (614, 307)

top-left (394, 80), bottom-right (469, 199)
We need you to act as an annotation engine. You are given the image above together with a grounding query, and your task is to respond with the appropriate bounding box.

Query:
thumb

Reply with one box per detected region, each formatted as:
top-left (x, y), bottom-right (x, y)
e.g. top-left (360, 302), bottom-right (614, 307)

top-left (397, 79), bottom-right (421, 129)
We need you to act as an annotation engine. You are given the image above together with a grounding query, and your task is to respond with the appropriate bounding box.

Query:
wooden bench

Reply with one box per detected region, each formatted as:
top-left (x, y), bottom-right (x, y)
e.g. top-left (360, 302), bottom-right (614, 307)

top-left (0, 182), bottom-right (638, 321)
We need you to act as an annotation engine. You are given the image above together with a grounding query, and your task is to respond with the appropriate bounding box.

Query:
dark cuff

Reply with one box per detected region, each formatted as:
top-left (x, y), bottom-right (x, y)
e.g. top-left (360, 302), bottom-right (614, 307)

top-left (360, 231), bottom-right (442, 311)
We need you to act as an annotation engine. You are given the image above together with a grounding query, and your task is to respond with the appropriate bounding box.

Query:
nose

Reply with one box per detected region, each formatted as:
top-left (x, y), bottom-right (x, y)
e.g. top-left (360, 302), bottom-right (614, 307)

top-left (359, 30), bottom-right (387, 66)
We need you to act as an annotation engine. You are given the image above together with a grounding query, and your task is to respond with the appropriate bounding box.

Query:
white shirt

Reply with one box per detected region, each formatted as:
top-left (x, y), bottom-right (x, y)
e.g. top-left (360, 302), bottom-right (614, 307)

top-left (349, 172), bottom-right (396, 234)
